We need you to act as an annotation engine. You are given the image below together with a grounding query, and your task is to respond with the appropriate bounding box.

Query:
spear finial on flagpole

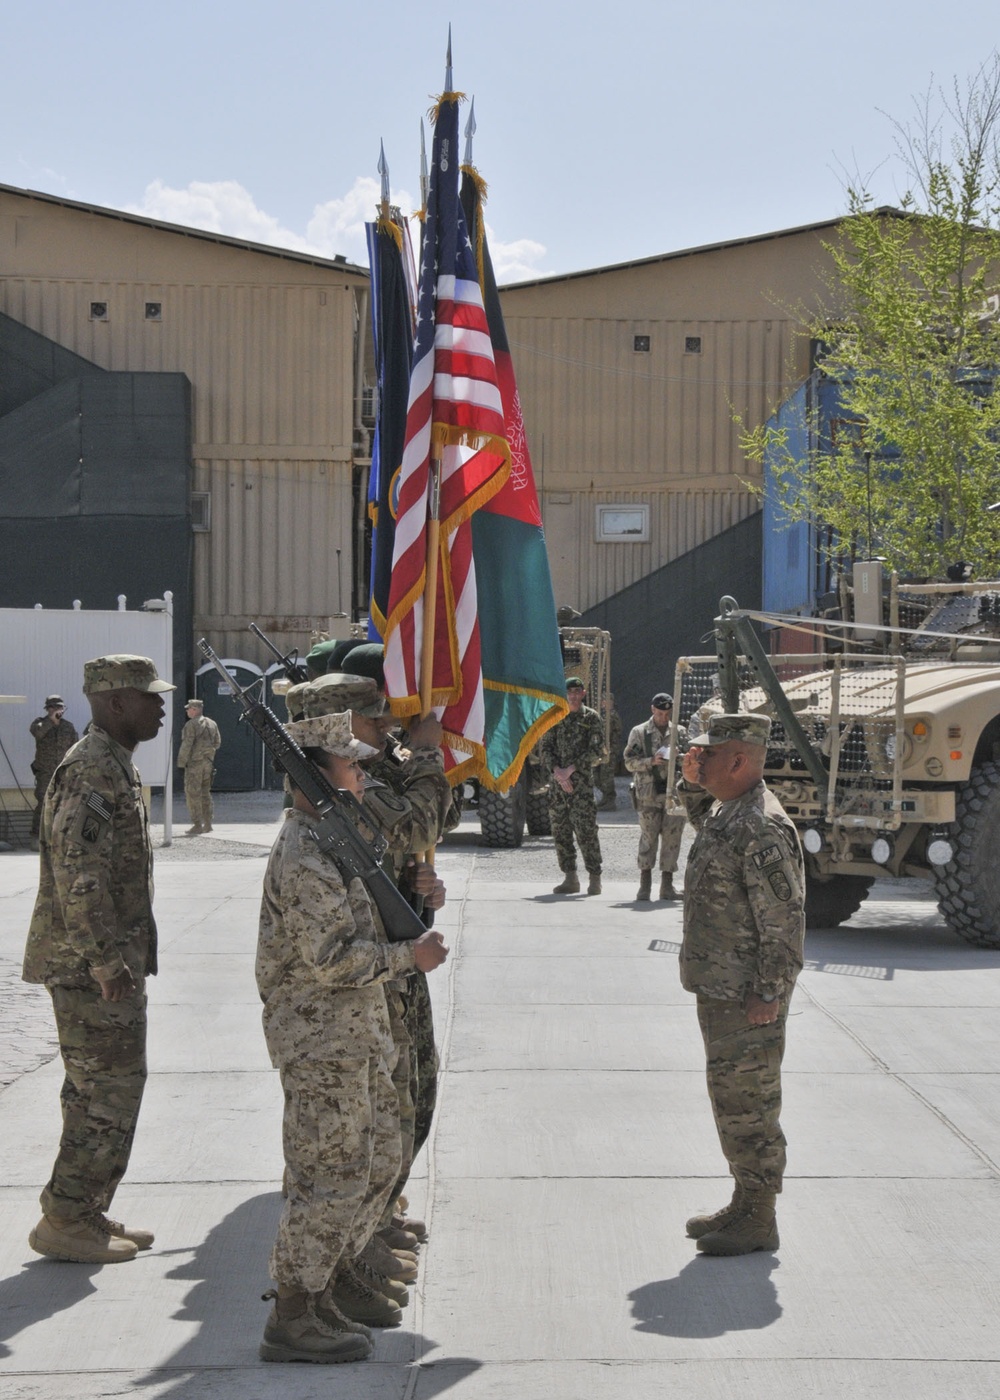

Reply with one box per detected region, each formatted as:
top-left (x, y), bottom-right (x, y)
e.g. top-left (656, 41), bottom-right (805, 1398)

top-left (445, 24), bottom-right (453, 91)
top-left (378, 140), bottom-right (390, 220)
top-left (419, 119), bottom-right (429, 216)
top-left (463, 96), bottom-right (476, 167)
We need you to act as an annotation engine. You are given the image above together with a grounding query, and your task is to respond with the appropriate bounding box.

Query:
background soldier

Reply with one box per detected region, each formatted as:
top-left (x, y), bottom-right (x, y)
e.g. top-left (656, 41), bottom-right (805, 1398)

top-left (623, 691), bottom-right (687, 901)
top-left (24, 654), bottom-right (174, 1264)
top-left (29, 695), bottom-right (79, 846)
top-left (677, 714), bottom-right (805, 1257)
top-left (541, 676), bottom-right (605, 895)
top-left (177, 698), bottom-right (221, 835)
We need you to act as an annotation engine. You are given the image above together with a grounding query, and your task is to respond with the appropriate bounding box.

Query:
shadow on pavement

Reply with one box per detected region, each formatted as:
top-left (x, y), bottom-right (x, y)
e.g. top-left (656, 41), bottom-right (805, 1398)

top-left (629, 1254), bottom-right (781, 1337)
top-left (0, 1257), bottom-right (100, 1360)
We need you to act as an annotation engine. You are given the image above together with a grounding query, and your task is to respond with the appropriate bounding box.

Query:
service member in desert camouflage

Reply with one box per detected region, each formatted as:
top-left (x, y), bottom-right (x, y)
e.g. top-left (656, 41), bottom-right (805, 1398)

top-left (299, 669), bottom-right (452, 1250)
top-left (623, 691), bottom-right (688, 901)
top-left (256, 710), bottom-right (448, 1364)
top-left (176, 697), bottom-right (221, 835)
top-left (23, 654), bottom-right (174, 1265)
top-left (541, 676), bottom-right (606, 895)
top-left (29, 695), bottom-right (80, 841)
top-left (676, 713), bottom-right (805, 1256)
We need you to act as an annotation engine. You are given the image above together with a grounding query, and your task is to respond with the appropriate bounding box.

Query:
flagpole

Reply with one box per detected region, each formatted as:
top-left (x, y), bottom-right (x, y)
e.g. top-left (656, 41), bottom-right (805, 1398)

top-left (419, 439), bottom-right (443, 713)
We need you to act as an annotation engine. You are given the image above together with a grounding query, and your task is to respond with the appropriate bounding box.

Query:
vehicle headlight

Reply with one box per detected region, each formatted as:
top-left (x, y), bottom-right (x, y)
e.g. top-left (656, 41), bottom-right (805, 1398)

top-left (884, 731), bottom-right (913, 765)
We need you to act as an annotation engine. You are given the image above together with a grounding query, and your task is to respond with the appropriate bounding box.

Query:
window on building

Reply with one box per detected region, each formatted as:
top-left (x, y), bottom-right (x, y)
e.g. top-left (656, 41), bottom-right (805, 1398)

top-left (685, 336), bottom-right (702, 354)
top-left (89, 302), bottom-right (109, 321)
top-left (191, 492), bottom-right (211, 532)
top-left (633, 334), bottom-right (650, 352)
top-left (145, 302), bottom-right (162, 321)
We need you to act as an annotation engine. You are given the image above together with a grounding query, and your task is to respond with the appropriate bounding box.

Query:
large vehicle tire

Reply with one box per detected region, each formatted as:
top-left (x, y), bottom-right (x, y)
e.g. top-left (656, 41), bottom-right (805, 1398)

top-left (479, 775), bottom-right (527, 848)
top-left (805, 873), bottom-right (874, 929)
top-left (526, 787), bottom-right (551, 836)
top-left (933, 761), bottom-right (1000, 947)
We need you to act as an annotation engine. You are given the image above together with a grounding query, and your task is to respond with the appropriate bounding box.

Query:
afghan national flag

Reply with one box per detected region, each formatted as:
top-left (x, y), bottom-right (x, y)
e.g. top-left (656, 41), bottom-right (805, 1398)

top-left (383, 88), bottom-right (512, 783)
top-left (459, 163), bottom-right (568, 787)
top-left (365, 211), bottom-right (416, 640)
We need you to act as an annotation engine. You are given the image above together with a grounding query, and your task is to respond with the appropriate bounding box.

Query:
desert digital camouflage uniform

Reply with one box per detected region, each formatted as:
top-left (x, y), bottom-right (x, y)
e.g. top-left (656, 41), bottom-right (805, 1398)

top-left (257, 808), bottom-right (417, 1294)
top-left (540, 703), bottom-right (605, 875)
top-left (624, 716), bottom-right (689, 874)
top-left (177, 710), bottom-right (221, 829)
top-left (678, 773), bottom-right (805, 1193)
top-left (23, 725), bottom-right (157, 1223)
top-left (299, 674), bottom-right (454, 1209)
top-left (29, 709), bottom-right (80, 838)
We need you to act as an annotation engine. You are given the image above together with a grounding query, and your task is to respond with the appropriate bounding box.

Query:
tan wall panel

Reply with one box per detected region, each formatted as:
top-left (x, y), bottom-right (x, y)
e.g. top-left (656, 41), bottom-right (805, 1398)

top-left (542, 487), bottom-right (759, 613)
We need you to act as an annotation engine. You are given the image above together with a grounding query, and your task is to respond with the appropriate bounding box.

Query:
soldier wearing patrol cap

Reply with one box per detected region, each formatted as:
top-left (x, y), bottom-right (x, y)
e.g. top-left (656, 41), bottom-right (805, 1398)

top-left (676, 712), bottom-right (805, 1256)
top-left (298, 669), bottom-right (451, 1260)
top-left (540, 675), bottom-right (605, 894)
top-left (177, 698), bottom-right (221, 835)
top-left (23, 654), bottom-right (175, 1265)
top-left (623, 691), bottom-right (688, 901)
top-left (29, 694), bottom-right (80, 844)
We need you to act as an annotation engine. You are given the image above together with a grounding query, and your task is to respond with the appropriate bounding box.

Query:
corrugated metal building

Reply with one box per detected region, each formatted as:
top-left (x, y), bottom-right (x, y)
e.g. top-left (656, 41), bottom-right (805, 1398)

top-left (0, 182), bottom-right (373, 672)
top-left (498, 219), bottom-right (843, 615)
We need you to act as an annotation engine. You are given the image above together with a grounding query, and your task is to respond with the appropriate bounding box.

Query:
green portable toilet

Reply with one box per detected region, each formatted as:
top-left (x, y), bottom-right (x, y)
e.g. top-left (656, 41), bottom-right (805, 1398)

top-left (194, 659), bottom-right (264, 791)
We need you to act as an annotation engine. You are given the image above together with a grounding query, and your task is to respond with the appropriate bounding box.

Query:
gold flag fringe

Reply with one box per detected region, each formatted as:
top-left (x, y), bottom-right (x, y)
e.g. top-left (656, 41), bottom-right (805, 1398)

top-left (428, 90), bottom-right (467, 124)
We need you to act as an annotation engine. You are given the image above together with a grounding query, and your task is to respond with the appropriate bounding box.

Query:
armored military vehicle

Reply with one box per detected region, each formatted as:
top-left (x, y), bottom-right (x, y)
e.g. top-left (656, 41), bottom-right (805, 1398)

top-left (670, 582), bottom-right (1000, 945)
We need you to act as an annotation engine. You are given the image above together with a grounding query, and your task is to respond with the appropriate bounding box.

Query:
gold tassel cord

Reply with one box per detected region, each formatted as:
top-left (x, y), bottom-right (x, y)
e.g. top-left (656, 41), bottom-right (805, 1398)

top-left (427, 90), bottom-right (467, 124)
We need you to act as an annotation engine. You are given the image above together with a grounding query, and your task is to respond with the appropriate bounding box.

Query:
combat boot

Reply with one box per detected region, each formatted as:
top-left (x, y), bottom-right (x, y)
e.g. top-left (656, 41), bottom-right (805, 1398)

top-left (353, 1254), bottom-right (409, 1305)
top-left (360, 1235), bottom-right (418, 1283)
top-left (326, 1262), bottom-right (403, 1327)
top-left (636, 869), bottom-right (652, 901)
top-left (259, 1287), bottom-right (372, 1363)
top-left (185, 824), bottom-right (203, 836)
top-left (686, 1182), bottom-right (746, 1238)
top-left (377, 1221), bottom-right (420, 1251)
top-left (587, 872), bottom-right (602, 896)
top-left (391, 1208), bottom-right (428, 1242)
top-left (553, 870), bottom-right (580, 894)
top-left (659, 873), bottom-right (680, 900)
top-left (202, 823), bottom-right (213, 833)
top-left (696, 1189), bottom-right (779, 1255)
top-left (29, 1213), bottom-right (138, 1264)
top-left (87, 1210), bottom-right (155, 1250)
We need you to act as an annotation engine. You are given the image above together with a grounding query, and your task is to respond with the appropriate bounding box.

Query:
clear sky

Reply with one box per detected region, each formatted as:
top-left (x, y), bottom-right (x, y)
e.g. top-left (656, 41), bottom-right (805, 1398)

top-left (5, 1), bottom-right (999, 282)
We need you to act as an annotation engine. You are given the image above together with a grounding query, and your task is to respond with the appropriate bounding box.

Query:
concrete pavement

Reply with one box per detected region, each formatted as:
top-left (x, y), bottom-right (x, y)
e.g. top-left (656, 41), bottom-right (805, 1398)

top-left (2, 790), bottom-right (1000, 1397)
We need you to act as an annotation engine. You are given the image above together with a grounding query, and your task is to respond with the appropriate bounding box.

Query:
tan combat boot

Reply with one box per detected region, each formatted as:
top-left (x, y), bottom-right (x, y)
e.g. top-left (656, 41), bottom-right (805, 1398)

top-left (88, 1210), bottom-right (154, 1250)
top-left (353, 1254), bottom-right (409, 1306)
top-left (185, 824), bottom-right (203, 836)
top-left (686, 1182), bottom-right (746, 1239)
top-left (391, 1207), bottom-right (428, 1242)
top-left (553, 870), bottom-right (580, 894)
top-left (29, 1213), bottom-right (138, 1264)
top-left (378, 1221), bottom-right (420, 1250)
top-left (259, 1287), bottom-right (372, 1363)
top-left (659, 873), bottom-right (680, 900)
top-left (636, 869), bottom-right (652, 901)
top-left (360, 1235), bottom-right (418, 1282)
top-left (696, 1189), bottom-right (779, 1255)
top-left (325, 1262), bottom-right (403, 1327)
top-left (587, 872), bottom-right (602, 896)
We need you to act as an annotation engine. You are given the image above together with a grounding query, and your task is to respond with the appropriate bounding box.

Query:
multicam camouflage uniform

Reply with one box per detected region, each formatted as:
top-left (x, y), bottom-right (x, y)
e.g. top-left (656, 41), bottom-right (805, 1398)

top-left (623, 717), bottom-right (688, 875)
top-left (177, 711), bottom-right (221, 829)
top-left (257, 808), bottom-right (417, 1293)
top-left (678, 776), bottom-right (805, 1193)
top-left (541, 704), bottom-right (605, 875)
top-left (23, 726), bottom-right (157, 1223)
top-left (29, 712), bottom-right (79, 838)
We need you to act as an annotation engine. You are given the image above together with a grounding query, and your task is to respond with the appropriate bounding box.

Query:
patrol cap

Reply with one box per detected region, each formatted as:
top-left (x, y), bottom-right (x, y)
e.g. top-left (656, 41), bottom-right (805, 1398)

top-left (341, 643), bottom-right (386, 689)
top-left (565, 676), bottom-right (586, 690)
top-left (287, 711), bottom-right (378, 761)
top-left (688, 713), bottom-right (771, 748)
top-left (44, 695), bottom-right (65, 708)
top-left (300, 672), bottom-right (386, 719)
top-left (82, 655), bottom-right (175, 695)
top-left (651, 692), bottom-right (673, 709)
top-left (185, 698), bottom-right (203, 708)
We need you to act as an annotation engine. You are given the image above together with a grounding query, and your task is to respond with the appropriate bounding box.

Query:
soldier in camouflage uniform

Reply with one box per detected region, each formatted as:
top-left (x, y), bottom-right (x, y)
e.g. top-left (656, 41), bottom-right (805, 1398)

top-left (676, 713), bottom-right (805, 1256)
top-left (177, 698), bottom-right (221, 835)
top-left (541, 676), bottom-right (606, 895)
top-left (624, 692), bottom-right (688, 901)
top-left (23, 654), bottom-right (174, 1265)
top-left (256, 710), bottom-right (448, 1363)
top-left (299, 669), bottom-right (453, 1250)
top-left (29, 695), bottom-right (80, 842)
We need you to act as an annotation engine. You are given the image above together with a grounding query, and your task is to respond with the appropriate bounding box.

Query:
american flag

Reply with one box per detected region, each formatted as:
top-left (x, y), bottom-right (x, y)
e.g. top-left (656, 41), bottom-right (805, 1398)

top-left (383, 90), bottom-right (510, 779)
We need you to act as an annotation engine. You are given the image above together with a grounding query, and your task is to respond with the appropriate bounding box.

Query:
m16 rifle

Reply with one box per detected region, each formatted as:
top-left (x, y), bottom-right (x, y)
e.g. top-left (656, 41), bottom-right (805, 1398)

top-left (249, 622), bottom-right (310, 685)
top-left (198, 638), bottom-right (424, 943)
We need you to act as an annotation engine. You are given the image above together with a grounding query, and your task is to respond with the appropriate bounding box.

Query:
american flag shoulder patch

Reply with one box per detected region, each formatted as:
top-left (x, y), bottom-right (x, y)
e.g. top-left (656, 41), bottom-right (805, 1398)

top-left (85, 791), bottom-right (114, 823)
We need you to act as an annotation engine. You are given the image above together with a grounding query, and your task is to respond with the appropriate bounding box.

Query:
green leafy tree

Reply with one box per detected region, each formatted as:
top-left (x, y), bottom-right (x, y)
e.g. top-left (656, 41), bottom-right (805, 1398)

top-left (742, 56), bottom-right (1000, 579)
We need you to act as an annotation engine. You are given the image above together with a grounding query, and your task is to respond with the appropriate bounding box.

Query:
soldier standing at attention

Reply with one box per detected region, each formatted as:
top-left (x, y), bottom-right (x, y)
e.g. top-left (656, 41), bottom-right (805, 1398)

top-left (23, 654), bottom-right (174, 1264)
top-left (541, 676), bottom-right (605, 895)
top-left (256, 711), bottom-right (448, 1364)
top-left (177, 698), bottom-right (221, 835)
top-left (29, 695), bottom-right (80, 846)
top-left (624, 692), bottom-right (687, 901)
top-left (676, 714), bottom-right (805, 1256)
